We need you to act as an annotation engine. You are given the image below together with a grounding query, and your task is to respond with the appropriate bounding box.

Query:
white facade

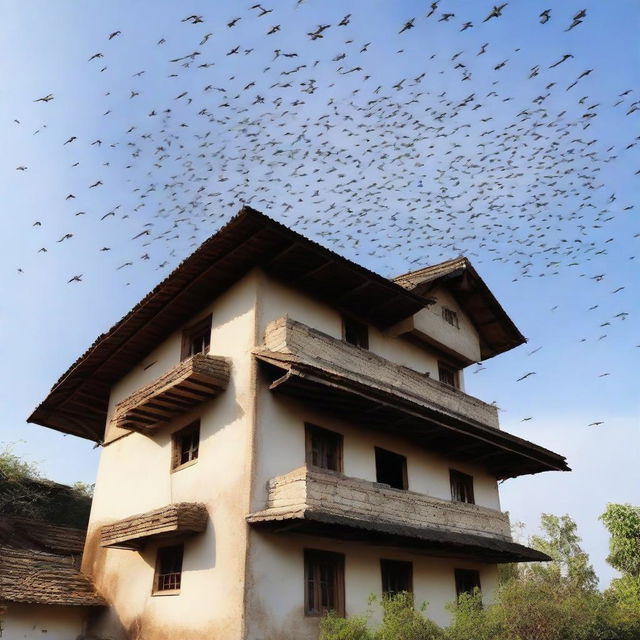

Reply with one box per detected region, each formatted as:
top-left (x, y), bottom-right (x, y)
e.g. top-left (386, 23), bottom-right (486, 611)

top-left (1, 604), bottom-right (89, 640)
top-left (81, 269), bottom-right (513, 639)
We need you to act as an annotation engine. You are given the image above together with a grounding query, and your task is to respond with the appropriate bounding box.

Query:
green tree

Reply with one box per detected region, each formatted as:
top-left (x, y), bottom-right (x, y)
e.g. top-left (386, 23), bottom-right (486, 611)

top-left (529, 513), bottom-right (599, 591)
top-left (600, 504), bottom-right (640, 625)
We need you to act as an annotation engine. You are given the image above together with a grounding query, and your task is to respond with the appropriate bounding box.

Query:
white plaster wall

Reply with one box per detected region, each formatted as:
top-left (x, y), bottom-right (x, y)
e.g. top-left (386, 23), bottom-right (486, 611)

top-left (2, 604), bottom-right (88, 640)
top-left (245, 531), bottom-right (498, 640)
top-left (84, 272), bottom-right (261, 640)
top-left (409, 287), bottom-right (481, 370)
top-left (252, 389), bottom-right (501, 514)
top-left (257, 273), bottom-right (442, 377)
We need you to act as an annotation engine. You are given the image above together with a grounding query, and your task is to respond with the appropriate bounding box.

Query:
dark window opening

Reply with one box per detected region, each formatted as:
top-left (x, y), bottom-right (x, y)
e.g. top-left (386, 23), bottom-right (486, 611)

top-left (343, 316), bottom-right (369, 349)
top-left (381, 559), bottom-right (413, 597)
top-left (375, 447), bottom-right (408, 490)
top-left (154, 544), bottom-right (184, 592)
top-left (438, 362), bottom-right (459, 388)
top-left (450, 469), bottom-right (475, 504)
top-left (442, 307), bottom-right (460, 329)
top-left (181, 314), bottom-right (212, 360)
top-left (455, 568), bottom-right (481, 599)
top-left (306, 424), bottom-right (343, 472)
top-left (304, 549), bottom-right (345, 616)
top-left (172, 421), bottom-right (200, 470)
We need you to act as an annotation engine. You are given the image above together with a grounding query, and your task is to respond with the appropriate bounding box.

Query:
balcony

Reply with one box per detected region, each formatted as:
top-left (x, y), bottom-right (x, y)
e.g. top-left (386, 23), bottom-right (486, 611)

top-left (101, 502), bottom-right (208, 550)
top-left (247, 467), bottom-right (547, 563)
top-left (113, 353), bottom-right (230, 434)
top-left (254, 317), bottom-right (569, 479)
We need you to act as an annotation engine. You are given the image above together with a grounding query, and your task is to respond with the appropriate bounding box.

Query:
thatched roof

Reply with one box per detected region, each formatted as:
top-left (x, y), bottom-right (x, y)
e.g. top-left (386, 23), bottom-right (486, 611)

top-left (0, 517), bottom-right (104, 607)
top-left (0, 545), bottom-right (105, 607)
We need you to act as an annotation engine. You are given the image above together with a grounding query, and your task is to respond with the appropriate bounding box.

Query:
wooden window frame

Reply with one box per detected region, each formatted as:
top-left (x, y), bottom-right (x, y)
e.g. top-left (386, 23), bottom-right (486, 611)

top-left (180, 314), bottom-right (212, 361)
top-left (454, 568), bottom-right (481, 599)
top-left (153, 544), bottom-right (184, 595)
top-left (450, 469), bottom-right (475, 504)
top-left (442, 307), bottom-right (460, 329)
top-left (374, 447), bottom-right (408, 491)
top-left (342, 315), bottom-right (369, 350)
top-left (438, 361), bottom-right (460, 389)
top-left (380, 559), bottom-right (413, 597)
top-left (305, 424), bottom-right (344, 473)
top-left (304, 549), bottom-right (345, 617)
top-left (171, 420), bottom-right (200, 472)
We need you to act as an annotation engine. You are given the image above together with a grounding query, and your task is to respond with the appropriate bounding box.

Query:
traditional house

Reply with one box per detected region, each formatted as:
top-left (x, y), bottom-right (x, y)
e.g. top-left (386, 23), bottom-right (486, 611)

top-left (0, 515), bottom-right (105, 639)
top-left (28, 207), bottom-right (569, 639)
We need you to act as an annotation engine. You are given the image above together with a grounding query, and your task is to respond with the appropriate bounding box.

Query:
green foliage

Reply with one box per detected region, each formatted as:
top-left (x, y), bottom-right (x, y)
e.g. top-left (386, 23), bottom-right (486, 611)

top-left (376, 592), bottom-right (444, 640)
top-left (600, 504), bottom-right (640, 578)
top-left (71, 480), bottom-right (95, 498)
top-left (320, 611), bottom-right (373, 640)
top-left (530, 513), bottom-right (598, 591)
top-left (319, 593), bottom-right (444, 640)
top-left (0, 442), bottom-right (93, 528)
top-left (320, 513), bottom-right (640, 640)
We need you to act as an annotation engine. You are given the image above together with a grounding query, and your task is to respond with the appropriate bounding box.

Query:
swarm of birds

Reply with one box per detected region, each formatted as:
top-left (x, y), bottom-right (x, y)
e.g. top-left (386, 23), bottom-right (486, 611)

top-left (7, 1), bottom-right (639, 430)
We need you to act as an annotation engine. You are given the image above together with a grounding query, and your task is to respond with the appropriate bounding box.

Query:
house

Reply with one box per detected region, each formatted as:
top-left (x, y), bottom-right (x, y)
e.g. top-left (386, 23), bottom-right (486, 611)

top-left (28, 207), bottom-right (569, 639)
top-left (0, 515), bottom-right (105, 639)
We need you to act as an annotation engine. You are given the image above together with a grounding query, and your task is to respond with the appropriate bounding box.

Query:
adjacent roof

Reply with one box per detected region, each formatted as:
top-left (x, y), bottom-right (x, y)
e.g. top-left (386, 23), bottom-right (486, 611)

top-left (28, 207), bottom-right (430, 441)
top-left (394, 256), bottom-right (526, 360)
top-left (0, 517), bottom-right (105, 607)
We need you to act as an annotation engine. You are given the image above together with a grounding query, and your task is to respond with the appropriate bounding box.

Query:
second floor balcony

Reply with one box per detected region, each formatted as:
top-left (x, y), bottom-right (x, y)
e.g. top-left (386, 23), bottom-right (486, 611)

top-left (247, 467), bottom-right (548, 563)
top-left (254, 317), bottom-right (569, 479)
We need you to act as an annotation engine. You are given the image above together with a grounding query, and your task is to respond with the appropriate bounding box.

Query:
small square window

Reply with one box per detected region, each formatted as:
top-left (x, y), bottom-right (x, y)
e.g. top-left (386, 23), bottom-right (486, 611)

top-left (442, 307), bottom-right (459, 329)
top-left (172, 421), bottom-right (200, 471)
top-left (381, 559), bottom-right (413, 597)
top-left (343, 316), bottom-right (369, 349)
top-left (181, 314), bottom-right (212, 361)
top-left (154, 544), bottom-right (184, 593)
top-left (438, 362), bottom-right (459, 388)
top-left (375, 447), bottom-right (408, 490)
top-left (305, 424), bottom-right (343, 472)
top-left (450, 469), bottom-right (475, 504)
top-left (304, 549), bottom-right (345, 616)
top-left (454, 568), bottom-right (481, 599)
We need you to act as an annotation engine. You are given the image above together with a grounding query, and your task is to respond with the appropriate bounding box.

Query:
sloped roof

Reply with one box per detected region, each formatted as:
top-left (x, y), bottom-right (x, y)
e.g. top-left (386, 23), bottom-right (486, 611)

top-left (0, 517), bottom-right (104, 607)
top-left (393, 256), bottom-right (526, 360)
top-left (28, 207), bottom-right (429, 441)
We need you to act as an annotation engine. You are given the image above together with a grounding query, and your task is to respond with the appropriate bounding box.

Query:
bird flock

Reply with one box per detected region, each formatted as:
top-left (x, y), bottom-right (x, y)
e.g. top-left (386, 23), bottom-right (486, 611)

top-left (7, 1), bottom-right (639, 429)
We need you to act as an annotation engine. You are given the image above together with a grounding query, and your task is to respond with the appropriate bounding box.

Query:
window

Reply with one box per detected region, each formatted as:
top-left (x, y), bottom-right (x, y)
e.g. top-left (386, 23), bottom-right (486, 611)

top-left (172, 421), bottom-right (200, 470)
top-left (304, 549), bottom-right (345, 616)
top-left (375, 447), bottom-right (408, 490)
top-left (305, 424), bottom-right (343, 472)
top-left (450, 469), bottom-right (475, 504)
top-left (181, 314), bottom-right (212, 360)
top-left (454, 568), bottom-right (481, 599)
top-left (381, 559), bottom-right (413, 597)
top-left (154, 544), bottom-right (184, 593)
top-left (438, 362), bottom-right (459, 388)
top-left (442, 307), bottom-right (459, 329)
top-left (343, 316), bottom-right (369, 349)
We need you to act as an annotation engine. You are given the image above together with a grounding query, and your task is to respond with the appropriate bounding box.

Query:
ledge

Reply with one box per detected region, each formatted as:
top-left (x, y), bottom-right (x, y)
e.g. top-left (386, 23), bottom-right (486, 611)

top-left (100, 502), bottom-right (208, 550)
top-left (247, 468), bottom-right (548, 563)
top-left (254, 317), bottom-right (569, 479)
top-left (113, 354), bottom-right (230, 433)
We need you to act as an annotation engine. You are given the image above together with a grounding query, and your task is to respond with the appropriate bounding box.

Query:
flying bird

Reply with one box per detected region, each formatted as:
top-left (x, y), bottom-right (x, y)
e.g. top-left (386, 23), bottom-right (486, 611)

top-left (483, 4), bottom-right (507, 22)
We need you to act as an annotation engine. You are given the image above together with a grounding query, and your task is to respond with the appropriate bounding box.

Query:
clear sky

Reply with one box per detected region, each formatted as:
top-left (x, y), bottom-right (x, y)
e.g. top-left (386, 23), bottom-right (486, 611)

top-left (1, 0), bottom-right (638, 588)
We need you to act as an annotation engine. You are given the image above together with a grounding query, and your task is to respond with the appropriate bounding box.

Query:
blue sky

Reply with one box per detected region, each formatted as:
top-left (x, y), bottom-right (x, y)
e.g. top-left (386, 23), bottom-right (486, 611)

top-left (1, 0), bottom-right (638, 588)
